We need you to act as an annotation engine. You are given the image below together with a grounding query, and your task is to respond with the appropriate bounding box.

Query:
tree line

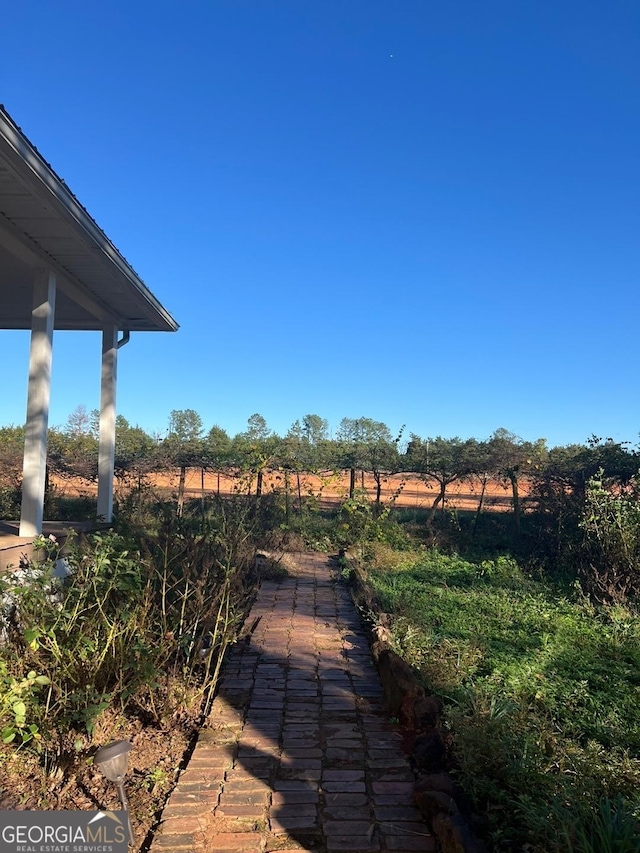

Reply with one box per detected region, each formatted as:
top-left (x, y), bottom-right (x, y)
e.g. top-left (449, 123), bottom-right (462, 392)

top-left (1, 406), bottom-right (638, 528)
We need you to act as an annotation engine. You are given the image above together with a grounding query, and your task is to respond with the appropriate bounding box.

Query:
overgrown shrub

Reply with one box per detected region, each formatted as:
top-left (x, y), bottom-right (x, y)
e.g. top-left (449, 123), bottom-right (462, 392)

top-left (0, 498), bottom-right (257, 758)
top-left (578, 471), bottom-right (640, 604)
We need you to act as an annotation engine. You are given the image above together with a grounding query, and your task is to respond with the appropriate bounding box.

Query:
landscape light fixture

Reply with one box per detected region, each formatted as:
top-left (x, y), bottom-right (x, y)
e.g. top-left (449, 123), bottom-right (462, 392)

top-left (93, 740), bottom-right (135, 846)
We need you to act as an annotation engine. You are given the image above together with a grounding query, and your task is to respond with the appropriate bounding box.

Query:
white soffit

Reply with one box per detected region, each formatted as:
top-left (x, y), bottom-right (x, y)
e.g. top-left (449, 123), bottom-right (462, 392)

top-left (0, 106), bottom-right (179, 333)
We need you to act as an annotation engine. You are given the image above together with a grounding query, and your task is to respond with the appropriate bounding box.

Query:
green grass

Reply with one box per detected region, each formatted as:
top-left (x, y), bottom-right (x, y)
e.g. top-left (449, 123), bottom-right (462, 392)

top-left (366, 547), bottom-right (640, 852)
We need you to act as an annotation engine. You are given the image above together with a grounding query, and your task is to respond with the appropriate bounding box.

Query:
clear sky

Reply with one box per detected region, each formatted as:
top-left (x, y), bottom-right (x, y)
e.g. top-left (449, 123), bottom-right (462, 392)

top-left (2, 1), bottom-right (639, 448)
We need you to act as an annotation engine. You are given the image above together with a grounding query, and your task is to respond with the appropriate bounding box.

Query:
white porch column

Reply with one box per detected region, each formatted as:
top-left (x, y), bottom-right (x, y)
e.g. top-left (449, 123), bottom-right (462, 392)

top-left (97, 324), bottom-right (118, 522)
top-left (19, 269), bottom-right (57, 537)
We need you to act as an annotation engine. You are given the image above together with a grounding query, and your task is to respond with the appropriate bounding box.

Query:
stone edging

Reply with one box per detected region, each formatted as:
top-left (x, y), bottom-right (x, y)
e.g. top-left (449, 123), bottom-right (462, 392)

top-left (341, 554), bottom-right (488, 853)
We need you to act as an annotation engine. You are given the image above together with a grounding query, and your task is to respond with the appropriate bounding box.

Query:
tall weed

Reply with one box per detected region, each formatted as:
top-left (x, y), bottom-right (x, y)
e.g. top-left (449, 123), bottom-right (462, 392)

top-left (0, 497), bottom-right (256, 759)
top-left (562, 794), bottom-right (640, 853)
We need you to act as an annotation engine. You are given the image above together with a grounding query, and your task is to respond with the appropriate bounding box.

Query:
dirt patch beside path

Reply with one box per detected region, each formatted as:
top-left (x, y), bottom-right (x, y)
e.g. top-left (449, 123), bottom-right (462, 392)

top-left (0, 711), bottom-right (195, 850)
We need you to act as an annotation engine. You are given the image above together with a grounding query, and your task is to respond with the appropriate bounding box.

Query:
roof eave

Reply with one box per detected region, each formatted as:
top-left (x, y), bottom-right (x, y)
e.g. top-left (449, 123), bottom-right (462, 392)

top-left (0, 106), bottom-right (179, 333)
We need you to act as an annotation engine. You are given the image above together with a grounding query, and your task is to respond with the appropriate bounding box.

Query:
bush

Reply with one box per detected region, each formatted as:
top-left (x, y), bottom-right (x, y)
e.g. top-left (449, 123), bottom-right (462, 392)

top-left (0, 485), bottom-right (21, 519)
top-left (0, 499), bottom-right (256, 756)
top-left (578, 471), bottom-right (640, 604)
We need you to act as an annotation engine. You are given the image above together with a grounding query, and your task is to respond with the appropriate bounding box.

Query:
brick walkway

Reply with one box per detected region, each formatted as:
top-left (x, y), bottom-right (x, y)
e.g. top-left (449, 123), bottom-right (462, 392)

top-left (151, 553), bottom-right (436, 853)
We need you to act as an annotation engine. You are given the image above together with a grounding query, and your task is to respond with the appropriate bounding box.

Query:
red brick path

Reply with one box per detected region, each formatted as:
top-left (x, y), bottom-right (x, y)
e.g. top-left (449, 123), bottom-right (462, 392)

top-left (151, 553), bottom-right (436, 853)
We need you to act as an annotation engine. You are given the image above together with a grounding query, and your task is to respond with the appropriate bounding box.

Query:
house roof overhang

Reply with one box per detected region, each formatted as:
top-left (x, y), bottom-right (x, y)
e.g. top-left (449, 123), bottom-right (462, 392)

top-left (0, 106), bottom-right (179, 333)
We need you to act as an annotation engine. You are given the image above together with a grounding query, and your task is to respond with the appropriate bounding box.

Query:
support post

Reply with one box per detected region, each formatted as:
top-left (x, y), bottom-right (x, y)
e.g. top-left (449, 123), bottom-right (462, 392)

top-left (20, 270), bottom-right (56, 537)
top-left (97, 324), bottom-right (118, 522)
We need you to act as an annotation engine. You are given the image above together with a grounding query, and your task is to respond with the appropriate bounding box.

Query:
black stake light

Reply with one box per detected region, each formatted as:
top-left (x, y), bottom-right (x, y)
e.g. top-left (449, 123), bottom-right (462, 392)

top-left (93, 740), bottom-right (135, 846)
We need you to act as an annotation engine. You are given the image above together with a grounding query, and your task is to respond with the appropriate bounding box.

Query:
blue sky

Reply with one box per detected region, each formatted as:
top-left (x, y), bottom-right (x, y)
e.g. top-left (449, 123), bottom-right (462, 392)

top-left (2, 1), bottom-right (640, 447)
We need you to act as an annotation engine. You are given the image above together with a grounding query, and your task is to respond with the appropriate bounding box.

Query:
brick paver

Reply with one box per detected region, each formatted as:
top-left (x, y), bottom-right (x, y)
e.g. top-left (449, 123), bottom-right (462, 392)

top-left (151, 553), bottom-right (436, 853)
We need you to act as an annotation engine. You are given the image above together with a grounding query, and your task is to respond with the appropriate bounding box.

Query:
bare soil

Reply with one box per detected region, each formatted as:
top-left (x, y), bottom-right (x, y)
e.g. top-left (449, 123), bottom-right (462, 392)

top-left (53, 469), bottom-right (527, 512)
top-left (0, 709), bottom-right (196, 850)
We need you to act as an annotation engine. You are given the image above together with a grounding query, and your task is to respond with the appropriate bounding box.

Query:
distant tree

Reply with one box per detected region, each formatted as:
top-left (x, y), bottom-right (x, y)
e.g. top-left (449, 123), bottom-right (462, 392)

top-left (361, 422), bottom-right (400, 508)
top-left (282, 424), bottom-right (305, 513)
top-left (407, 435), bottom-right (477, 530)
top-left (234, 414), bottom-right (274, 496)
top-left (337, 422), bottom-right (358, 498)
top-left (65, 404), bottom-right (92, 436)
top-left (114, 416), bottom-right (155, 488)
top-left (467, 439), bottom-right (496, 536)
top-left (245, 413), bottom-right (270, 442)
top-left (204, 425), bottom-right (232, 494)
top-left (165, 409), bottom-right (204, 516)
top-left (283, 415), bottom-right (332, 507)
top-left (302, 414), bottom-right (329, 445)
top-left (168, 409), bottom-right (204, 442)
top-left (48, 409), bottom-right (99, 484)
top-left (90, 408), bottom-right (100, 438)
top-left (575, 436), bottom-right (637, 496)
top-left (489, 428), bottom-right (547, 537)
top-left (289, 415), bottom-right (331, 469)
top-left (336, 417), bottom-right (394, 499)
top-left (271, 433), bottom-right (298, 522)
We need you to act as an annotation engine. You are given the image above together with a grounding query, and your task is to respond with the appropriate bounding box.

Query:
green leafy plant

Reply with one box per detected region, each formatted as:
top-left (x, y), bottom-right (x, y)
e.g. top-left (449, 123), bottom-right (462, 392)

top-left (0, 664), bottom-right (50, 746)
top-left (579, 470), bottom-right (640, 604)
